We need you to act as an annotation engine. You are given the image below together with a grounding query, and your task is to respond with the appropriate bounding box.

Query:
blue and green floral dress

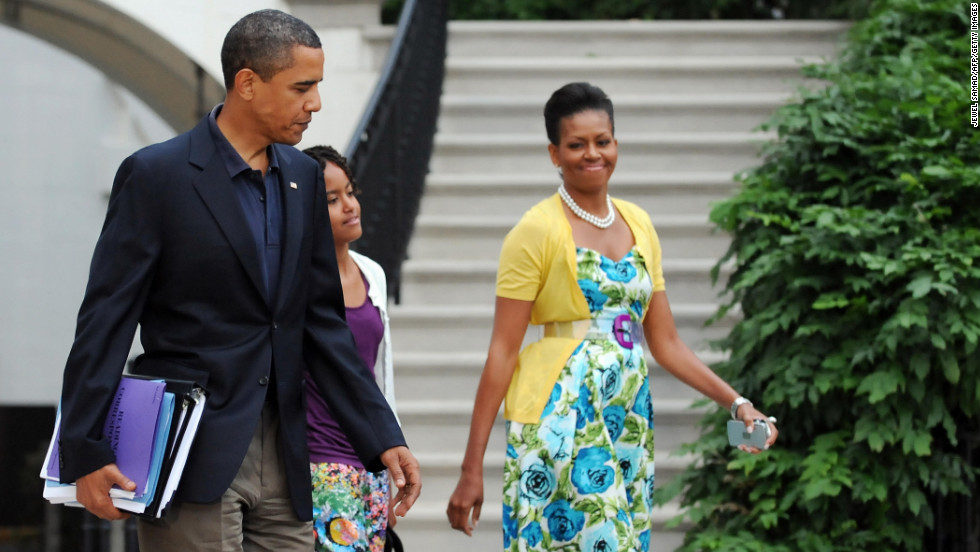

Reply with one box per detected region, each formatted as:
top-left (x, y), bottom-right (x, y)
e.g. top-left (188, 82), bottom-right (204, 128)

top-left (502, 247), bottom-right (656, 551)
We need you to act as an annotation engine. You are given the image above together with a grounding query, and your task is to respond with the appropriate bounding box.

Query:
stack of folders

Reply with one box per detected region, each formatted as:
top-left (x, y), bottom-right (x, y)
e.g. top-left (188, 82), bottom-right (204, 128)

top-left (40, 375), bottom-right (207, 518)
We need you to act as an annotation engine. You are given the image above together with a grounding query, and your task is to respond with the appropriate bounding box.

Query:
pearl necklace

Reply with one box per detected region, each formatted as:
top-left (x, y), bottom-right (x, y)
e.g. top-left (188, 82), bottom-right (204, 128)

top-left (558, 185), bottom-right (615, 229)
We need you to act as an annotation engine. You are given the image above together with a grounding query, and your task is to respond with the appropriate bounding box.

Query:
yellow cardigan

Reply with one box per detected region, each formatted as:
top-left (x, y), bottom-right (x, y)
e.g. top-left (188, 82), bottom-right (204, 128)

top-left (496, 193), bottom-right (666, 423)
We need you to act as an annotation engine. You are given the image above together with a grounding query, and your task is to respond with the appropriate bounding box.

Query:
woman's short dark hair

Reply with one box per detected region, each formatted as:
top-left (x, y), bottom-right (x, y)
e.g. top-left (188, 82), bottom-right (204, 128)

top-left (543, 82), bottom-right (615, 146)
top-left (302, 145), bottom-right (357, 191)
top-left (220, 9), bottom-right (322, 90)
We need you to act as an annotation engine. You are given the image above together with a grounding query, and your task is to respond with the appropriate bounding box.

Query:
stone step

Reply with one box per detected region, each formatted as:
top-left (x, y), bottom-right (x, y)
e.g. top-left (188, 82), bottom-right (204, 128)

top-left (397, 399), bottom-right (506, 458)
top-left (362, 25), bottom-right (395, 70)
top-left (396, 398), bottom-right (709, 458)
top-left (367, 21), bottom-right (849, 65)
top-left (446, 20), bottom-right (848, 59)
top-left (390, 350), bottom-right (724, 405)
top-left (419, 171), bottom-right (740, 218)
top-left (407, 214), bottom-right (731, 261)
top-left (399, 257), bottom-right (732, 307)
top-left (443, 56), bottom-right (825, 97)
top-left (389, 303), bottom-right (734, 355)
top-left (437, 92), bottom-right (788, 135)
top-left (429, 131), bottom-right (767, 174)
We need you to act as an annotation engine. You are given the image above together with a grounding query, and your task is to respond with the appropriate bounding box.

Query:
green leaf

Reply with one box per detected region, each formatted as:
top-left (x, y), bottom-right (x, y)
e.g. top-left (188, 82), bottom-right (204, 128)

top-left (913, 432), bottom-right (932, 456)
top-left (867, 431), bottom-right (885, 452)
top-left (812, 292), bottom-right (850, 310)
top-left (906, 488), bottom-right (928, 515)
top-left (759, 512), bottom-right (780, 529)
top-left (857, 371), bottom-right (904, 403)
top-left (921, 165), bottom-right (951, 178)
top-left (907, 275), bottom-right (933, 298)
top-left (939, 349), bottom-right (960, 383)
top-left (804, 478), bottom-right (842, 500)
top-left (909, 352), bottom-right (930, 380)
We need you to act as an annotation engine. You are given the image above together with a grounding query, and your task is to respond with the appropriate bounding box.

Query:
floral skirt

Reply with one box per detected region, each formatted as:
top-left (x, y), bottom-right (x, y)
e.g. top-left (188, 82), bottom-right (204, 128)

top-left (310, 462), bottom-right (389, 552)
top-left (502, 338), bottom-right (656, 551)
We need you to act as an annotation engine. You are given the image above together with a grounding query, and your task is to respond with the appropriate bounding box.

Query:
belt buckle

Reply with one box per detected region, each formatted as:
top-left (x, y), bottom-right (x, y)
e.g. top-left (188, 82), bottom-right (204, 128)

top-left (612, 313), bottom-right (634, 349)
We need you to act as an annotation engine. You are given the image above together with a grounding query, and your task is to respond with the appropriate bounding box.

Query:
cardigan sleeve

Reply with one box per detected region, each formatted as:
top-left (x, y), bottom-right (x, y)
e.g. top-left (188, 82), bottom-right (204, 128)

top-left (495, 212), bottom-right (549, 302)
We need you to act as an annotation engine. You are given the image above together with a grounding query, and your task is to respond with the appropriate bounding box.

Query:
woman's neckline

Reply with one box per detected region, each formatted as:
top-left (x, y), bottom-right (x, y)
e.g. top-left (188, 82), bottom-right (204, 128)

top-left (576, 245), bottom-right (636, 264)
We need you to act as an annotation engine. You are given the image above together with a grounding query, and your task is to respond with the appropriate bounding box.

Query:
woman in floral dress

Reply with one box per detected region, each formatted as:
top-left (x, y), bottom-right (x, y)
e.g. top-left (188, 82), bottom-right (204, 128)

top-left (446, 82), bottom-right (778, 551)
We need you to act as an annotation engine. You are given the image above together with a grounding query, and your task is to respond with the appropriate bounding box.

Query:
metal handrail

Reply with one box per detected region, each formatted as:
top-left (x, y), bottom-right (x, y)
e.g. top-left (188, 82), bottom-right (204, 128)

top-left (345, 0), bottom-right (449, 303)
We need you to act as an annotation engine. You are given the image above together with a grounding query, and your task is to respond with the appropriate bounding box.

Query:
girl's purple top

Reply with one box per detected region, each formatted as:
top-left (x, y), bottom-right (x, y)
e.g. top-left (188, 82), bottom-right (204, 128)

top-left (305, 273), bottom-right (384, 466)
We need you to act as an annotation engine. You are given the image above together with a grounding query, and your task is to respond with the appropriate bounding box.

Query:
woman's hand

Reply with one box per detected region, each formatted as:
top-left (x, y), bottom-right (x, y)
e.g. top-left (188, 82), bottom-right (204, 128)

top-left (735, 403), bottom-right (779, 453)
top-left (446, 470), bottom-right (484, 536)
top-left (643, 291), bottom-right (780, 453)
top-left (446, 297), bottom-right (531, 536)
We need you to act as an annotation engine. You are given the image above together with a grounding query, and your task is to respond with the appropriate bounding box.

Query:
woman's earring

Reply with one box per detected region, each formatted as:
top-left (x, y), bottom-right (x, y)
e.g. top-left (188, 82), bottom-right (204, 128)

top-left (555, 165), bottom-right (563, 180)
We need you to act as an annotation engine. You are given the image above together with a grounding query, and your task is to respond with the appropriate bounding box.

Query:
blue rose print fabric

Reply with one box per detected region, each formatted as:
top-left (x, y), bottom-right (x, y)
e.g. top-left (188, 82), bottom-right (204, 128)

top-left (502, 247), bottom-right (656, 551)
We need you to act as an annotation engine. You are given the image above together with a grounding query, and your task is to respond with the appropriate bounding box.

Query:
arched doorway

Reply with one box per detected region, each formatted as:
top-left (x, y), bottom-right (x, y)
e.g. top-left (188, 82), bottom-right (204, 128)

top-left (0, 0), bottom-right (224, 130)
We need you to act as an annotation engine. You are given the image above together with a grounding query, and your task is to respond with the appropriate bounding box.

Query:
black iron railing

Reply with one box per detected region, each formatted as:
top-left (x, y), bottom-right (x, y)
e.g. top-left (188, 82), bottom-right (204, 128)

top-left (345, 0), bottom-right (449, 303)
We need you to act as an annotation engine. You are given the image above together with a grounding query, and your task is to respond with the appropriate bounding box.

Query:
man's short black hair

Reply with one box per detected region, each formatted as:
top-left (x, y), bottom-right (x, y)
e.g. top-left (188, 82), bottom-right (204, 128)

top-left (220, 9), bottom-right (321, 90)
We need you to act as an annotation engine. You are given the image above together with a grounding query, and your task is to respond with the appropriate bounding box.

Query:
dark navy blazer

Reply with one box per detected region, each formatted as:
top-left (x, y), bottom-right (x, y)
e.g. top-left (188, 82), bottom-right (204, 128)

top-left (58, 114), bottom-right (404, 519)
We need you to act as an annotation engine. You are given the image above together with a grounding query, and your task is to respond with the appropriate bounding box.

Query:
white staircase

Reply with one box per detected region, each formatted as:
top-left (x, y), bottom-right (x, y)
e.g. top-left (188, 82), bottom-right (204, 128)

top-left (390, 20), bottom-right (848, 550)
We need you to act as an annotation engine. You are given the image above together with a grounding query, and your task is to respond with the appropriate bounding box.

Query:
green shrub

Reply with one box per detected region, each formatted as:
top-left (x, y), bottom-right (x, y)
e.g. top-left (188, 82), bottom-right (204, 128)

top-left (653, 0), bottom-right (980, 550)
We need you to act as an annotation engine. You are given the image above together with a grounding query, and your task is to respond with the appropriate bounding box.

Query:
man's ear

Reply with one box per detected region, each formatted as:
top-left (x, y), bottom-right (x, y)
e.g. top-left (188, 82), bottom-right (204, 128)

top-left (234, 69), bottom-right (258, 100)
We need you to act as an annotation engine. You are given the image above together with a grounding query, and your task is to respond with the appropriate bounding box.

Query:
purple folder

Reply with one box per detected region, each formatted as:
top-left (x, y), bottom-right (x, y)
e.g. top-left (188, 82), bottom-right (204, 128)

top-left (46, 377), bottom-right (166, 496)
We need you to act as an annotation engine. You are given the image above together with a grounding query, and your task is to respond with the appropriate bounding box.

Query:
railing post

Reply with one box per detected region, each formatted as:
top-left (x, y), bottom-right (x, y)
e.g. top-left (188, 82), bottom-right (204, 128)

top-left (81, 512), bottom-right (99, 552)
top-left (125, 517), bottom-right (140, 552)
top-left (343, 0), bottom-right (448, 303)
top-left (43, 503), bottom-right (60, 552)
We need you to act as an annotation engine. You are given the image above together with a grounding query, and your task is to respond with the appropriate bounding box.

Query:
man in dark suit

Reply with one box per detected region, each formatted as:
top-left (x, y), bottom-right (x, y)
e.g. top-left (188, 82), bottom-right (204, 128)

top-left (56, 9), bottom-right (419, 550)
